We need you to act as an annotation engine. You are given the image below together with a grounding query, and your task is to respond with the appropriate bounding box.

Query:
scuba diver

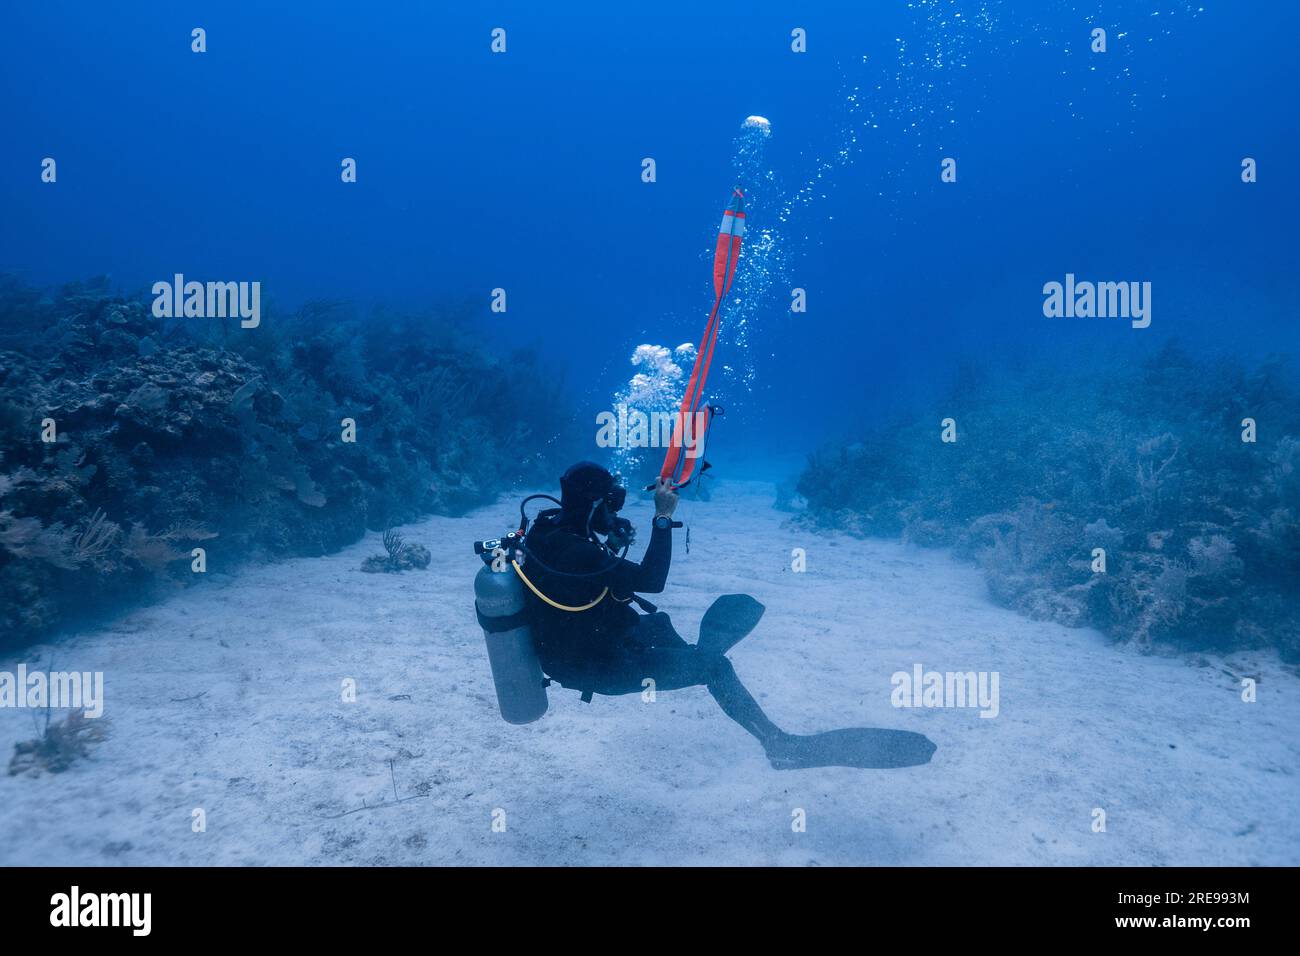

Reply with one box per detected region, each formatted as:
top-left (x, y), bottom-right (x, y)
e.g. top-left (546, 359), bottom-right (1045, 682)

top-left (477, 460), bottom-right (935, 771)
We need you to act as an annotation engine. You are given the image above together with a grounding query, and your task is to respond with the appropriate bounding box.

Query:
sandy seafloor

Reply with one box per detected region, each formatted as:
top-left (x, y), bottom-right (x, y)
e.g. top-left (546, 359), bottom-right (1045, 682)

top-left (1, 480), bottom-right (1296, 866)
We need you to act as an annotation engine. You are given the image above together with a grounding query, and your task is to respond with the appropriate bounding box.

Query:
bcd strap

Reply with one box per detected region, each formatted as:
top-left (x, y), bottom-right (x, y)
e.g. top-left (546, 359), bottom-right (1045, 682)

top-left (612, 592), bottom-right (659, 614)
top-left (475, 604), bottom-right (532, 634)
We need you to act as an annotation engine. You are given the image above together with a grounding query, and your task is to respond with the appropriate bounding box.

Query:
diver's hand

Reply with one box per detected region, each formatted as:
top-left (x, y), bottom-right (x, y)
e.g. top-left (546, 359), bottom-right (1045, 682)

top-left (653, 476), bottom-right (679, 519)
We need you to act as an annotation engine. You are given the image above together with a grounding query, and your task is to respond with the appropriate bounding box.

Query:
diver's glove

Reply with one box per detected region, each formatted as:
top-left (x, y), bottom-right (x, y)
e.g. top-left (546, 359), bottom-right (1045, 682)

top-left (605, 516), bottom-right (637, 551)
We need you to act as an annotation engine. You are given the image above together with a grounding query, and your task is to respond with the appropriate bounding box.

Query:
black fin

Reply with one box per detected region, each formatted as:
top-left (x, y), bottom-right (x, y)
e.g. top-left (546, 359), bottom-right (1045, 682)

top-left (698, 593), bottom-right (765, 656)
top-left (767, 728), bottom-right (937, 771)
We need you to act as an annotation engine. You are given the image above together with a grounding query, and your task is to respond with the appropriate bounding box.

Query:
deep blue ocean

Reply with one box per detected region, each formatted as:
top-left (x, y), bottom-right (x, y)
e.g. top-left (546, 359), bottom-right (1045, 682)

top-left (4, 3), bottom-right (1300, 880)
top-left (3, 1), bottom-right (1296, 478)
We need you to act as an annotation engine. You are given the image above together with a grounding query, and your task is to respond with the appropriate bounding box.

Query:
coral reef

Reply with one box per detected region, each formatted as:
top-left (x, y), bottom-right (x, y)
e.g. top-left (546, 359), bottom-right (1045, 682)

top-left (798, 343), bottom-right (1300, 659)
top-left (0, 276), bottom-right (574, 646)
top-left (360, 529), bottom-right (431, 573)
top-left (8, 709), bottom-right (109, 777)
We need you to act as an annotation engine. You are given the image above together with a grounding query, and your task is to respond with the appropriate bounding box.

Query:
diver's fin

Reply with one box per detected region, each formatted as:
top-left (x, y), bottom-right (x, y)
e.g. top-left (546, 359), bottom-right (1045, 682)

top-left (766, 728), bottom-right (936, 771)
top-left (698, 594), bottom-right (765, 656)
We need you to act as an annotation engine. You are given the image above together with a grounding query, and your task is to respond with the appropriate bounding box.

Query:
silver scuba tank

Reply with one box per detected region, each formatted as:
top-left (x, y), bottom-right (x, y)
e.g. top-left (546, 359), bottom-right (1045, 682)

top-left (474, 560), bottom-right (548, 724)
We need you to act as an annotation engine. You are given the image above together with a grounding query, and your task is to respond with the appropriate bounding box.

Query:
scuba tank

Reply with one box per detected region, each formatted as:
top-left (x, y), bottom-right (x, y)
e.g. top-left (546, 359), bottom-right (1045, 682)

top-left (473, 535), bottom-right (548, 724)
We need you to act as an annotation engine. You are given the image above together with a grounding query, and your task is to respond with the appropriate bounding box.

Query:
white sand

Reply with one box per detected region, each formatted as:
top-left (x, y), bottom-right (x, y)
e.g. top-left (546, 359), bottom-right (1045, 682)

top-left (1, 480), bottom-right (1296, 866)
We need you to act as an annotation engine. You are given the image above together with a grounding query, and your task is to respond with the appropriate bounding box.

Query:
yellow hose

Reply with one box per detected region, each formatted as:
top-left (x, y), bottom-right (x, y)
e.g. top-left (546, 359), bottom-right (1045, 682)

top-left (512, 560), bottom-right (607, 612)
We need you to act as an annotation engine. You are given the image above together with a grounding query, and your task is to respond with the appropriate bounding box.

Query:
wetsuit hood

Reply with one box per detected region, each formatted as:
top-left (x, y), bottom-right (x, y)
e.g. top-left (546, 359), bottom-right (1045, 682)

top-left (559, 461), bottom-right (625, 531)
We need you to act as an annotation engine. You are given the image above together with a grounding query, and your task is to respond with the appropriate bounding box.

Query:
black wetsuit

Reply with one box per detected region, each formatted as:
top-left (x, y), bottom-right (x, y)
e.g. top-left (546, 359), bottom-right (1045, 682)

top-left (521, 508), bottom-right (783, 744)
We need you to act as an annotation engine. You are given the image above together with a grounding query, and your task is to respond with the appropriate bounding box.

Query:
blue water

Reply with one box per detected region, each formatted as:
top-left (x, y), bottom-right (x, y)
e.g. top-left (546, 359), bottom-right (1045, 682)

top-left (2, 1), bottom-right (1296, 475)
